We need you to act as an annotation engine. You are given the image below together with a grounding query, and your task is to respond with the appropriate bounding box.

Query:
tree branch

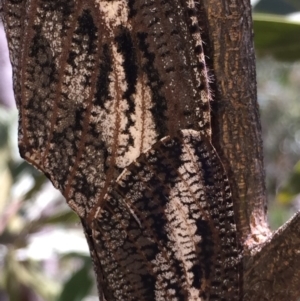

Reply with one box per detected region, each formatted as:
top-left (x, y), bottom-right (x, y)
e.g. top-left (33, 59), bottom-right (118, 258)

top-left (201, 0), bottom-right (271, 245)
top-left (244, 212), bottom-right (300, 301)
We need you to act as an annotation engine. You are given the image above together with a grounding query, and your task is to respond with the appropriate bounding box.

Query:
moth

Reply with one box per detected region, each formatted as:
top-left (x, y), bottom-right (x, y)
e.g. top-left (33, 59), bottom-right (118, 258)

top-left (1, 0), bottom-right (241, 300)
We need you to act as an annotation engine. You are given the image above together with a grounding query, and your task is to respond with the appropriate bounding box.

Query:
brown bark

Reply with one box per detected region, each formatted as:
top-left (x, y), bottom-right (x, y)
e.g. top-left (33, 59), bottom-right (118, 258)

top-left (244, 212), bottom-right (300, 301)
top-left (200, 0), bottom-right (270, 247)
top-left (200, 0), bottom-right (300, 299)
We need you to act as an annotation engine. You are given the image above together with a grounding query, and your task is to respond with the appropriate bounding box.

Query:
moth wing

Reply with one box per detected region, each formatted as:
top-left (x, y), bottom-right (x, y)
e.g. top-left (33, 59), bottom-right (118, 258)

top-left (91, 129), bottom-right (239, 301)
top-left (2, 1), bottom-right (213, 218)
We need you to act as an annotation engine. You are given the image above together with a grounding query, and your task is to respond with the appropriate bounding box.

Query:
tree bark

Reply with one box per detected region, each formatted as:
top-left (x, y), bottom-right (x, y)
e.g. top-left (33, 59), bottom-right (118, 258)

top-left (200, 0), bottom-right (270, 246)
top-left (244, 212), bottom-right (300, 301)
top-left (200, 0), bottom-right (300, 299)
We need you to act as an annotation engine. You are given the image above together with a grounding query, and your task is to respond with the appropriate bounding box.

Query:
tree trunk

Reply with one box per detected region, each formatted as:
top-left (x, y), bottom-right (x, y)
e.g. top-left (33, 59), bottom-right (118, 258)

top-left (1, 0), bottom-right (300, 300)
top-left (201, 0), bottom-right (270, 244)
top-left (199, 1), bottom-right (300, 300)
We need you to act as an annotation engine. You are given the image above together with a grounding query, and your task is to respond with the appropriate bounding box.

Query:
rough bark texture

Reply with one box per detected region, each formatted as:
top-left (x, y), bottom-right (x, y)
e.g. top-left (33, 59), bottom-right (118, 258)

top-left (200, 0), bottom-right (270, 246)
top-left (244, 212), bottom-right (300, 301)
top-left (200, 0), bottom-right (300, 300)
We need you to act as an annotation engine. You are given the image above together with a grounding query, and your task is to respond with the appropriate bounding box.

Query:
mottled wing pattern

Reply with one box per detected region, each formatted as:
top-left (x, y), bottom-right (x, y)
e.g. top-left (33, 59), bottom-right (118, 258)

top-left (87, 130), bottom-right (239, 301)
top-left (1, 1), bottom-right (241, 300)
top-left (1, 0), bottom-right (211, 219)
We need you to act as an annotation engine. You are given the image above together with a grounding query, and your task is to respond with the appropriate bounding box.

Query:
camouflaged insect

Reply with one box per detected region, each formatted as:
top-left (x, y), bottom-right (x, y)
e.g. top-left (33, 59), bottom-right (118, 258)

top-left (1, 0), bottom-right (240, 300)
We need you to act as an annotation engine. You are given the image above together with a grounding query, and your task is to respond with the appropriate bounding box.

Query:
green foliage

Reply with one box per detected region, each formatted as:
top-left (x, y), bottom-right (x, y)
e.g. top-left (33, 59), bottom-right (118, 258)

top-left (254, 0), bottom-right (300, 14)
top-left (267, 203), bottom-right (292, 230)
top-left (277, 161), bottom-right (300, 204)
top-left (56, 256), bottom-right (94, 301)
top-left (253, 14), bottom-right (300, 61)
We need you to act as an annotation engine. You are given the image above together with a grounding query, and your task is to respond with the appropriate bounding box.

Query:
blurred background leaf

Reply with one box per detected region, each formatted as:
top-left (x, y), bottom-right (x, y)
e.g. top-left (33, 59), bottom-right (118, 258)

top-left (56, 256), bottom-right (93, 301)
top-left (253, 15), bottom-right (300, 61)
top-left (254, 0), bottom-right (300, 14)
top-left (276, 160), bottom-right (300, 204)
